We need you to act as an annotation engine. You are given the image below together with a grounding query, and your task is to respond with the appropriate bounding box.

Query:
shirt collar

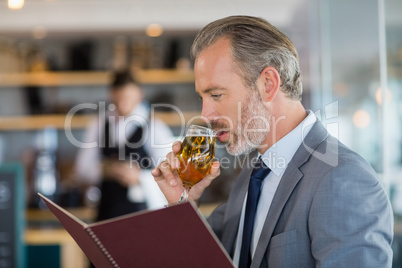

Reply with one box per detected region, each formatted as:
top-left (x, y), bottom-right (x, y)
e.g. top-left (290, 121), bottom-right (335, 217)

top-left (131, 102), bottom-right (150, 120)
top-left (260, 110), bottom-right (316, 176)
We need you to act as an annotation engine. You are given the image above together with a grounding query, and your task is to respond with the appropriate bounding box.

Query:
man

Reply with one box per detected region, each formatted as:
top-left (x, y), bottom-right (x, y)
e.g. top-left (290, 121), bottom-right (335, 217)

top-left (75, 70), bottom-right (172, 221)
top-left (152, 16), bottom-right (393, 267)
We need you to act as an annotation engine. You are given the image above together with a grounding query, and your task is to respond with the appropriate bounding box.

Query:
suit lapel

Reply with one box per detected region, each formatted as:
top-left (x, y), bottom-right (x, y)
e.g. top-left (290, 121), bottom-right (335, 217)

top-left (251, 122), bottom-right (329, 267)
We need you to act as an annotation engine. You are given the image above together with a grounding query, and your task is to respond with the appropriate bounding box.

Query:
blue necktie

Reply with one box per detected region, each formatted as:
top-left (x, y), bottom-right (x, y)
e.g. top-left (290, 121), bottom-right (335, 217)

top-left (238, 158), bottom-right (271, 268)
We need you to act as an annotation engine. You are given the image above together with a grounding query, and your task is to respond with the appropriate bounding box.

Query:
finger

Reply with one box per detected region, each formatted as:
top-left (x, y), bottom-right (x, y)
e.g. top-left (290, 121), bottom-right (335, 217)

top-left (152, 161), bottom-right (178, 186)
top-left (203, 161), bottom-right (221, 185)
top-left (210, 160), bottom-right (221, 176)
top-left (166, 151), bottom-right (180, 170)
top-left (151, 166), bottom-right (162, 177)
top-left (188, 161), bottom-right (220, 202)
top-left (172, 141), bottom-right (182, 154)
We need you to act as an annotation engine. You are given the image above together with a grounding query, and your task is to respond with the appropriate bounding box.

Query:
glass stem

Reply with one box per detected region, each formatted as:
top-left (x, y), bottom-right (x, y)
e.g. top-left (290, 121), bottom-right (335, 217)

top-left (179, 185), bottom-right (191, 203)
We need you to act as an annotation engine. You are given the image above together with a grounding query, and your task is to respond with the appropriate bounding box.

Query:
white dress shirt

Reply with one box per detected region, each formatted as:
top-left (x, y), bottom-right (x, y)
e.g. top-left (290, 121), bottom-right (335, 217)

top-left (75, 102), bottom-right (177, 209)
top-left (233, 110), bottom-right (317, 266)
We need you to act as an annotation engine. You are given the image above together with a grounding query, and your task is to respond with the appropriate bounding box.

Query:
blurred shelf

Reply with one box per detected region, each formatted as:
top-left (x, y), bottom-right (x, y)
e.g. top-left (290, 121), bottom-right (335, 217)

top-left (0, 114), bottom-right (93, 131)
top-left (26, 202), bottom-right (218, 225)
top-left (199, 203), bottom-right (219, 217)
top-left (25, 227), bottom-right (76, 244)
top-left (0, 69), bottom-right (195, 87)
top-left (0, 111), bottom-right (202, 131)
top-left (26, 207), bottom-right (96, 224)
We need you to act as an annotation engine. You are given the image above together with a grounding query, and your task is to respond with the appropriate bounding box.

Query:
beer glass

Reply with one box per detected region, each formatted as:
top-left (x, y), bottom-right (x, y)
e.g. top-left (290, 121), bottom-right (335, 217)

top-left (177, 125), bottom-right (217, 202)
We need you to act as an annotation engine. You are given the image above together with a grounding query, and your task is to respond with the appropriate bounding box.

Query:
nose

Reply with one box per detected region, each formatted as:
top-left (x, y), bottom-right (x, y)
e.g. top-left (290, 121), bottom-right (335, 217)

top-left (201, 99), bottom-right (219, 124)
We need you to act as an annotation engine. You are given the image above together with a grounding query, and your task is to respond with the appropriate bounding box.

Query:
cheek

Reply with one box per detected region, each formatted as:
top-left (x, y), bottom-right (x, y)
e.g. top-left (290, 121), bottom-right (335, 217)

top-left (218, 102), bottom-right (241, 128)
top-left (116, 96), bottom-right (139, 114)
top-left (124, 91), bottom-right (142, 106)
top-left (133, 90), bottom-right (142, 100)
top-left (116, 101), bottom-right (132, 116)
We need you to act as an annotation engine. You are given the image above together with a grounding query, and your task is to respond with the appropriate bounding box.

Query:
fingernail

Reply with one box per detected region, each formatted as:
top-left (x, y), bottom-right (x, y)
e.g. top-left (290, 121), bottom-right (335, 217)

top-left (169, 180), bottom-right (175, 186)
top-left (173, 142), bottom-right (181, 151)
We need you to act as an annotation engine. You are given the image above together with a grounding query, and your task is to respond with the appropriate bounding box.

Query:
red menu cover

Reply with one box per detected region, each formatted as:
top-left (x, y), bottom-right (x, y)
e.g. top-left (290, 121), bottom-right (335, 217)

top-left (38, 193), bottom-right (234, 268)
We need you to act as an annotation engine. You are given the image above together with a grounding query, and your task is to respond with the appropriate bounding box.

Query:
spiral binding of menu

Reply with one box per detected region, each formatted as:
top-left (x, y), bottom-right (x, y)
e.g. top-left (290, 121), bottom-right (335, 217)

top-left (86, 227), bottom-right (120, 268)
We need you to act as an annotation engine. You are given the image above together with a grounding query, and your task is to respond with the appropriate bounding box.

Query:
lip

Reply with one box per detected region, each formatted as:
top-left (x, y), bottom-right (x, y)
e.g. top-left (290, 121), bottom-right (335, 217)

top-left (216, 130), bottom-right (229, 142)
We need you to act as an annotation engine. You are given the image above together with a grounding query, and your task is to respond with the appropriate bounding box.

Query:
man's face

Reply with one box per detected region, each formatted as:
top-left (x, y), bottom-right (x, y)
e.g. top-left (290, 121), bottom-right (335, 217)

top-left (194, 38), bottom-right (270, 155)
top-left (111, 83), bottom-right (142, 117)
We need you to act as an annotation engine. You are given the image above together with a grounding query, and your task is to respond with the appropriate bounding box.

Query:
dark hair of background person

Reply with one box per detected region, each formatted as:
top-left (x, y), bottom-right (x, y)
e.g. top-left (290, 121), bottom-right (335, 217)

top-left (111, 70), bottom-right (140, 90)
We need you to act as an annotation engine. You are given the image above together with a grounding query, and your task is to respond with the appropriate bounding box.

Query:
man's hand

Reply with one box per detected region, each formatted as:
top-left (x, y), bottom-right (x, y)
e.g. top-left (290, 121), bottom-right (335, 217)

top-left (151, 141), bottom-right (220, 205)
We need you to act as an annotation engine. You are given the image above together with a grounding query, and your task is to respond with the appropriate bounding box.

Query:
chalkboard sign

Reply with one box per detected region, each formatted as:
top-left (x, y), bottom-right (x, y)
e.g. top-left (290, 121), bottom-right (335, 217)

top-left (0, 163), bottom-right (25, 268)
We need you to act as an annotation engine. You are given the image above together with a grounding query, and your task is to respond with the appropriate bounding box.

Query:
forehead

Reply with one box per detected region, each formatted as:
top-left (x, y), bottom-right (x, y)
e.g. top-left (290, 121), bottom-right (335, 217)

top-left (194, 38), bottom-right (241, 92)
top-left (195, 38), bottom-right (232, 68)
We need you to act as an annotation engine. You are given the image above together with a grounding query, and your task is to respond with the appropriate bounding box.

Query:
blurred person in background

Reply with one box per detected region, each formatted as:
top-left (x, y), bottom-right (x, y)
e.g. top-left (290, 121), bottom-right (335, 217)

top-left (75, 70), bottom-right (173, 221)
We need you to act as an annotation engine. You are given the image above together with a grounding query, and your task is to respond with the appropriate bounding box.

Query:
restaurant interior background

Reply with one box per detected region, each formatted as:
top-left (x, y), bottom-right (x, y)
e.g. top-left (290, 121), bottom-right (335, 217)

top-left (0, 0), bottom-right (401, 267)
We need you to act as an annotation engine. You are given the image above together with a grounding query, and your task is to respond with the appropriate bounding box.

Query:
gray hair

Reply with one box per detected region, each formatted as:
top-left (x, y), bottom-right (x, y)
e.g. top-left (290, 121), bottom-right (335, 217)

top-left (191, 16), bottom-right (303, 100)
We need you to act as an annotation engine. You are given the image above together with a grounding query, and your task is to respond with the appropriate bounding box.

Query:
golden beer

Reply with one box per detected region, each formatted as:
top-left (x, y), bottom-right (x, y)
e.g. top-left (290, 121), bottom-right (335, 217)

top-left (177, 135), bottom-right (217, 188)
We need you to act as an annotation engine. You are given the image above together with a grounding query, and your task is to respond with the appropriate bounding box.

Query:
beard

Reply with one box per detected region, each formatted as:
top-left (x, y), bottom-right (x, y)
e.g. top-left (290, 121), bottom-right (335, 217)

top-left (212, 89), bottom-right (271, 155)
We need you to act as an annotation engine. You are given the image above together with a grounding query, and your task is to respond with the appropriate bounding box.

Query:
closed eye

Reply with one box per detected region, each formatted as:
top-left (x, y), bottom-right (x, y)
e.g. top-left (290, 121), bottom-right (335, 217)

top-left (211, 94), bottom-right (222, 100)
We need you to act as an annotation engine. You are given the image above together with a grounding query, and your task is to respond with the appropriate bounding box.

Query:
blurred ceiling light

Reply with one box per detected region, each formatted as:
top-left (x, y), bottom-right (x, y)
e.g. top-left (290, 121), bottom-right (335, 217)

top-left (353, 110), bottom-right (371, 129)
top-left (146, 24), bottom-right (163, 37)
top-left (375, 87), bottom-right (392, 106)
top-left (8, 0), bottom-right (24, 9)
top-left (32, 26), bottom-right (47, 39)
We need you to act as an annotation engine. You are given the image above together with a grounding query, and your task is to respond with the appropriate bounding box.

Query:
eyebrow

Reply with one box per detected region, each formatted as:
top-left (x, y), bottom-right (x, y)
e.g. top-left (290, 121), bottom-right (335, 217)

top-left (199, 87), bottom-right (227, 94)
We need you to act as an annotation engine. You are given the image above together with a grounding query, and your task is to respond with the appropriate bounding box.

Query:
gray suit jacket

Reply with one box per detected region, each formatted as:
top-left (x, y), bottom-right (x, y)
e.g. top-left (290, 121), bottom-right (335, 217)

top-left (208, 121), bottom-right (393, 267)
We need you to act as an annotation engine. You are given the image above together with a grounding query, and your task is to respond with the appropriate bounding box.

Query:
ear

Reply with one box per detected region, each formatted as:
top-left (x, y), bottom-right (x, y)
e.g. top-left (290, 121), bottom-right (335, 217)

top-left (258, 66), bottom-right (281, 102)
